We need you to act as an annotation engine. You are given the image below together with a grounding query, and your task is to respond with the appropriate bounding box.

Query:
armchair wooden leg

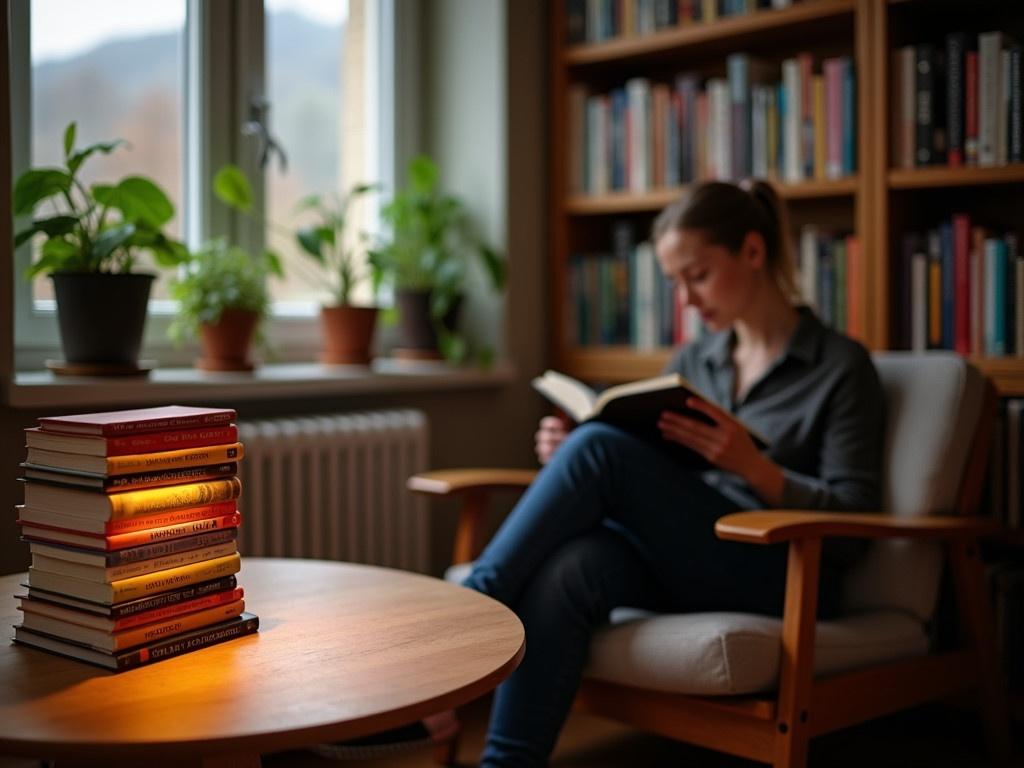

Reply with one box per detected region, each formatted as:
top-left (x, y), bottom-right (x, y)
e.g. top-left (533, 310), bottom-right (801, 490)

top-left (949, 540), bottom-right (1012, 766)
top-left (772, 539), bottom-right (821, 768)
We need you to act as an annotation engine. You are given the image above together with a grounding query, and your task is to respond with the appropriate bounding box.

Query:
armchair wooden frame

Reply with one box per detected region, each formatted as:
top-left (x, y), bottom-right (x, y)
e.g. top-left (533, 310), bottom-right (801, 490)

top-left (408, 382), bottom-right (1012, 768)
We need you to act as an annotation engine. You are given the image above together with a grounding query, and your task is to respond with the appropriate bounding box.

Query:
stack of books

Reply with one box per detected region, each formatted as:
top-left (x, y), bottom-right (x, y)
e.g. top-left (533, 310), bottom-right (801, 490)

top-left (12, 405), bottom-right (259, 671)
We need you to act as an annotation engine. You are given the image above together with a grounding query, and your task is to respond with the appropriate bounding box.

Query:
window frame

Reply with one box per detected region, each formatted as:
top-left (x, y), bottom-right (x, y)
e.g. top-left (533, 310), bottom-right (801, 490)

top-left (11, 0), bottom-right (408, 371)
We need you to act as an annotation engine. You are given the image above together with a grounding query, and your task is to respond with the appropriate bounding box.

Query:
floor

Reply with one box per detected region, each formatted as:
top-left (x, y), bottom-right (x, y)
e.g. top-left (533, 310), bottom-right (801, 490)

top-left (1, 696), bottom-right (1017, 767)
top-left (259, 696), bottom-right (1022, 768)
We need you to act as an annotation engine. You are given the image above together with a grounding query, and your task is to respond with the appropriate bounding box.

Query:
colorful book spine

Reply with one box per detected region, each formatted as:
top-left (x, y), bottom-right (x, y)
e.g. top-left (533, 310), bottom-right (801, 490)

top-left (14, 613), bottom-right (259, 672)
top-left (24, 462), bottom-right (238, 493)
top-left (946, 33), bottom-right (966, 166)
top-left (953, 214), bottom-right (972, 354)
top-left (103, 477), bottom-right (243, 520)
top-left (29, 527), bottom-right (238, 567)
top-left (32, 540), bottom-right (239, 584)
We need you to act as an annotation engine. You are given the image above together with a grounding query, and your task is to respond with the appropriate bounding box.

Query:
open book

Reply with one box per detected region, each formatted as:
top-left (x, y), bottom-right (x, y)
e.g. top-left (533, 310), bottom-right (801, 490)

top-left (531, 370), bottom-right (768, 465)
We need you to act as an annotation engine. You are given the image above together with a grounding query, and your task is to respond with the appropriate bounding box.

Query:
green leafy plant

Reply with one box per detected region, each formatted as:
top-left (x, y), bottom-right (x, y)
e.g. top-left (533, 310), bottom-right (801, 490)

top-left (367, 155), bottom-right (504, 362)
top-left (294, 184), bottom-right (379, 306)
top-left (167, 166), bottom-right (283, 344)
top-left (13, 122), bottom-right (187, 276)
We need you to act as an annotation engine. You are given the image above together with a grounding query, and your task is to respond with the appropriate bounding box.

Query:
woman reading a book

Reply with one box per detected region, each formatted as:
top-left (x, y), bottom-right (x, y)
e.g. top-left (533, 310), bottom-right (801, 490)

top-left (465, 179), bottom-right (885, 768)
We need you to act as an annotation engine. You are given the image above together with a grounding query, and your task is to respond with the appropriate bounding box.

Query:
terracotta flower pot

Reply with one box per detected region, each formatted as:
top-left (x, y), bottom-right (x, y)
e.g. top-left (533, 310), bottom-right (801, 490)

top-left (320, 305), bottom-right (378, 365)
top-left (197, 308), bottom-right (259, 371)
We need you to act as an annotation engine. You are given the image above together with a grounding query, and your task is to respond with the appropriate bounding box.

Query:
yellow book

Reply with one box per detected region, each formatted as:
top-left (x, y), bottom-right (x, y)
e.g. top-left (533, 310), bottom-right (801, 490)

top-left (813, 75), bottom-right (826, 180)
top-left (25, 442), bottom-right (244, 476)
top-left (23, 477), bottom-right (242, 520)
top-left (28, 552), bottom-right (242, 605)
top-left (18, 599), bottom-right (246, 652)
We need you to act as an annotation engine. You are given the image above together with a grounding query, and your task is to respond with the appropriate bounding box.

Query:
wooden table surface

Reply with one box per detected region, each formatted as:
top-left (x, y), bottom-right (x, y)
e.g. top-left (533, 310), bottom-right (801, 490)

top-left (0, 557), bottom-right (525, 766)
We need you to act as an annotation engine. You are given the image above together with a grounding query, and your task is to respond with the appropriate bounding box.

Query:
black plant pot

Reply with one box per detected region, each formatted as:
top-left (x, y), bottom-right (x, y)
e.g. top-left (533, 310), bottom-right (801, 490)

top-left (395, 289), bottom-right (461, 358)
top-left (51, 272), bottom-right (155, 365)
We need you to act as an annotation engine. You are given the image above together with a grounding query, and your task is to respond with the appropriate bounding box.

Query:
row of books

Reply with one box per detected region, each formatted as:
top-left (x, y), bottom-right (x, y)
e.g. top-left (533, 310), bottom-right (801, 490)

top-left (895, 218), bottom-right (1021, 356)
top-left (566, 0), bottom-right (794, 45)
top-left (797, 228), bottom-right (863, 339)
top-left (567, 245), bottom-right (703, 350)
top-left (892, 32), bottom-right (1023, 169)
top-left (569, 53), bottom-right (856, 195)
top-left (12, 405), bottom-right (259, 671)
top-left (565, 221), bottom-right (861, 349)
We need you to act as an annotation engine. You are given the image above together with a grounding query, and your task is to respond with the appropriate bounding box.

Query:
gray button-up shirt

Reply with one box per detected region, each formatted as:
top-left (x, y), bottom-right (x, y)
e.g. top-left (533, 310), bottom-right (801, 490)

top-left (663, 307), bottom-right (886, 518)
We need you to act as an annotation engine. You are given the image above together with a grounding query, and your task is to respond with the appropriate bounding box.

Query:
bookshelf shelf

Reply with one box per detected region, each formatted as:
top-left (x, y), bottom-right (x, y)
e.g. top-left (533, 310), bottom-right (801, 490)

top-left (566, 178), bottom-right (859, 215)
top-left (970, 358), bottom-right (1024, 398)
top-left (564, 0), bottom-right (856, 67)
top-left (887, 164), bottom-right (1024, 190)
top-left (560, 347), bottom-right (671, 383)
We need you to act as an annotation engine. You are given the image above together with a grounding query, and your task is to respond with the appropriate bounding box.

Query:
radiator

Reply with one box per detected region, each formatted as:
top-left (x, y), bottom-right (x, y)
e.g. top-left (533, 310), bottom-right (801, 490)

top-left (236, 409), bottom-right (430, 573)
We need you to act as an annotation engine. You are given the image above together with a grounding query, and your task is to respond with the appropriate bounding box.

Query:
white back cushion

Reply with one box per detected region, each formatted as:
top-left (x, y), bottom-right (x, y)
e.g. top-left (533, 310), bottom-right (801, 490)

top-left (843, 352), bottom-right (985, 621)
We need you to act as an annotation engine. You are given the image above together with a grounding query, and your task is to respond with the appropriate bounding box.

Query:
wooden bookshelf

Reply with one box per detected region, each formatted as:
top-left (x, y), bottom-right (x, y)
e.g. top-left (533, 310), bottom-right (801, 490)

top-left (567, 177), bottom-right (858, 215)
top-left (888, 164), bottom-right (1024, 190)
top-left (564, 0), bottom-right (856, 66)
top-left (550, 0), bottom-right (1024, 398)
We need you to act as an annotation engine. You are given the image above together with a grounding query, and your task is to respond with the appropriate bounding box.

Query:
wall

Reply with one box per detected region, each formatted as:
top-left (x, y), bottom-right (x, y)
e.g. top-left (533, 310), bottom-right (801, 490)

top-left (0, 0), bottom-right (548, 576)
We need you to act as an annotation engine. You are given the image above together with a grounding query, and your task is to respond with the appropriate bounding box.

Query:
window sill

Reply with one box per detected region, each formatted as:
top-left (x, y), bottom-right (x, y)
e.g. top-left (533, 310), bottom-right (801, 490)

top-left (7, 359), bottom-right (517, 410)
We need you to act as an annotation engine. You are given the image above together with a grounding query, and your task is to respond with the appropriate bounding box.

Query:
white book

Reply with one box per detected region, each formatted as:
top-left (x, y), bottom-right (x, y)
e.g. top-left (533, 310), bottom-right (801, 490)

top-left (799, 225), bottom-right (819, 311)
top-left (999, 49), bottom-right (1011, 166)
top-left (978, 31), bottom-right (1003, 167)
top-left (911, 251), bottom-right (928, 352)
top-left (627, 78), bottom-right (651, 192)
top-left (782, 59), bottom-right (803, 182)
top-left (707, 78), bottom-right (731, 180)
top-left (752, 87), bottom-right (768, 178)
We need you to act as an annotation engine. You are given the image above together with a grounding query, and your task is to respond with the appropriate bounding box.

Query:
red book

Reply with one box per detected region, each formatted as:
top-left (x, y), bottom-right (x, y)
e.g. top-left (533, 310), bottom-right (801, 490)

top-left (965, 51), bottom-right (979, 166)
top-left (16, 500), bottom-right (239, 535)
top-left (25, 424), bottom-right (238, 457)
top-left (38, 406), bottom-right (236, 437)
top-left (17, 587), bottom-right (246, 633)
top-left (953, 213), bottom-right (972, 355)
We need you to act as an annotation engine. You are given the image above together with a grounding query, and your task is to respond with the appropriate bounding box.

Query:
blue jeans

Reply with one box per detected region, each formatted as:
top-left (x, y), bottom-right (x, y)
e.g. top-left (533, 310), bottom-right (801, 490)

top-left (463, 423), bottom-right (841, 768)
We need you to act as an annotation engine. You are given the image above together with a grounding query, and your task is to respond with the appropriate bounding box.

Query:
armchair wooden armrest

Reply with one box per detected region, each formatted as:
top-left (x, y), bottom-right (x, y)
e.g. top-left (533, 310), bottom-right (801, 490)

top-left (715, 510), bottom-right (1001, 545)
top-left (407, 468), bottom-right (538, 496)
top-left (407, 469), bottom-right (537, 564)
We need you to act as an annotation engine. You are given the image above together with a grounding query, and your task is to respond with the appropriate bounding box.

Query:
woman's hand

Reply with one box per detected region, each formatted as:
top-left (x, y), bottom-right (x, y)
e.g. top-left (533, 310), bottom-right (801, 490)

top-left (657, 397), bottom-right (785, 505)
top-left (535, 416), bottom-right (569, 465)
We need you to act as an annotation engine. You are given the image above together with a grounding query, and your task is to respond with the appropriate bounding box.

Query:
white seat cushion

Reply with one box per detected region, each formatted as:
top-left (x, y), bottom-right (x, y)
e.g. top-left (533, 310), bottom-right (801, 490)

top-left (584, 608), bottom-right (929, 696)
top-left (445, 564), bottom-right (929, 696)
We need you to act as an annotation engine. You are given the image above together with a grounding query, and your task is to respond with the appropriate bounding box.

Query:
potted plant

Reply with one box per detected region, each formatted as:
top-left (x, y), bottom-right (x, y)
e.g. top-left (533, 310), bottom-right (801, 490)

top-left (167, 166), bottom-right (282, 371)
top-left (294, 184), bottom-right (380, 364)
top-left (367, 155), bottom-right (504, 363)
top-left (12, 122), bottom-right (187, 372)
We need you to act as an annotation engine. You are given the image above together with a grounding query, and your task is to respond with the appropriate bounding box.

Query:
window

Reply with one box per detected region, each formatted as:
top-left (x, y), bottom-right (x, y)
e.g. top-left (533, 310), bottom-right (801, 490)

top-left (12, 0), bottom-right (401, 369)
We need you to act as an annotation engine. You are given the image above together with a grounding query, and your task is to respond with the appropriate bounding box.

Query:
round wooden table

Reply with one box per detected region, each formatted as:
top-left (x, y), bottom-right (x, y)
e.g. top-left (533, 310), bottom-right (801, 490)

top-left (0, 557), bottom-right (525, 766)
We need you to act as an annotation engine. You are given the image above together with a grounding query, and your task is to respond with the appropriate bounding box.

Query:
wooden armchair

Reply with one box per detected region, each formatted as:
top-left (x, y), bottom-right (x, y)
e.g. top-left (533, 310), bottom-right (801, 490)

top-left (409, 353), bottom-right (1012, 768)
